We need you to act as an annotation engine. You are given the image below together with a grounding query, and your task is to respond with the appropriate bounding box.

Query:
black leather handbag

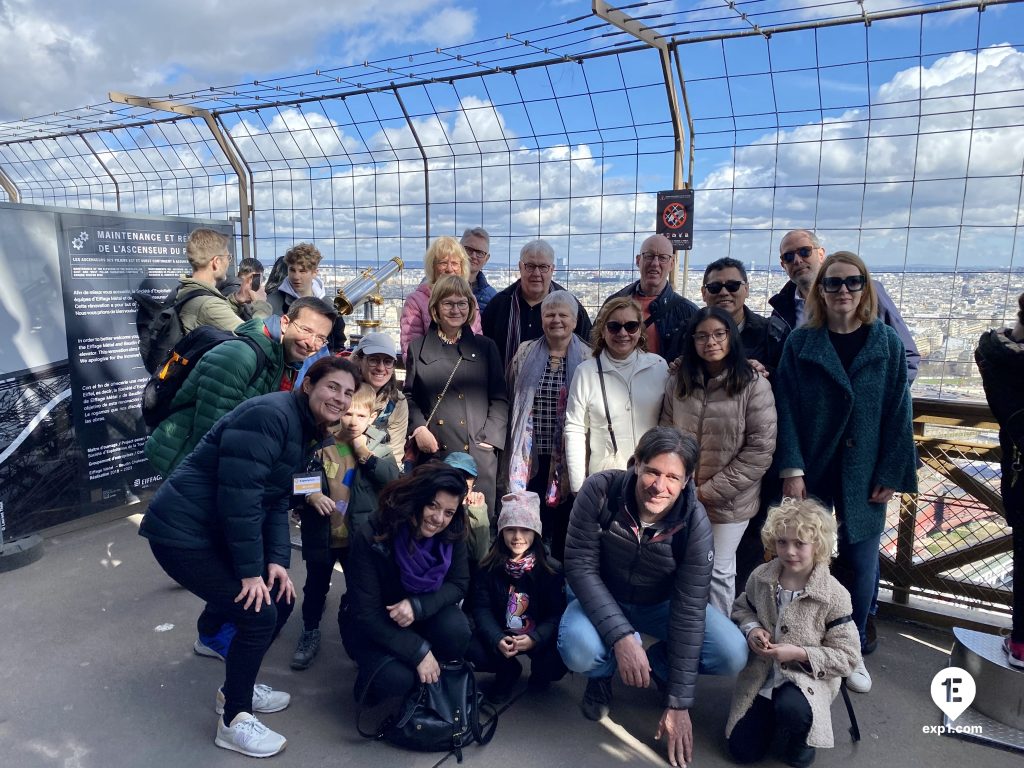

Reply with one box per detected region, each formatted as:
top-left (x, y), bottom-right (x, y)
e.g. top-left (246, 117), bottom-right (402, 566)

top-left (357, 660), bottom-right (497, 763)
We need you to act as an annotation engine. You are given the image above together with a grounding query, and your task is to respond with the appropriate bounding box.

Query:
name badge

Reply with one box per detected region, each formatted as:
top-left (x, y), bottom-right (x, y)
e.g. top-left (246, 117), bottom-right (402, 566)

top-left (293, 473), bottom-right (321, 495)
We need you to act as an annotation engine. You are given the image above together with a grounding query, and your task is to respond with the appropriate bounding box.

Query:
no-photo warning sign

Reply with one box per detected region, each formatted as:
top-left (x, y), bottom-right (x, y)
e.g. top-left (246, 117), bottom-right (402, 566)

top-left (656, 189), bottom-right (694, 249)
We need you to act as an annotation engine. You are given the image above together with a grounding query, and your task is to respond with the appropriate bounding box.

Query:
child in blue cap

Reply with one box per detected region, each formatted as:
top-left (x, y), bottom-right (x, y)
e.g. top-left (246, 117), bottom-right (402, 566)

top-left (443, 452), bottom-right (491, 563)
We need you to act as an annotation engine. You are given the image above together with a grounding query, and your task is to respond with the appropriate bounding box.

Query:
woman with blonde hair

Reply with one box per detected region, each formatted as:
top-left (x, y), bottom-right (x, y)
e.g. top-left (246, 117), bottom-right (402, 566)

top-left (563, 296), bottom-right (669, 493)
top-left (774, 250), bottom-right (916, 694)
top-left (400, 236), bottom-right (481, 353)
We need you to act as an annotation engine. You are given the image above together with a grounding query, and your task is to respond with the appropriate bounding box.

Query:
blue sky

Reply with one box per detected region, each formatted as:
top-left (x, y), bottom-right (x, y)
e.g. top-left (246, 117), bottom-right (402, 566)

top-left (1, 1), bottom-right (1022, 272)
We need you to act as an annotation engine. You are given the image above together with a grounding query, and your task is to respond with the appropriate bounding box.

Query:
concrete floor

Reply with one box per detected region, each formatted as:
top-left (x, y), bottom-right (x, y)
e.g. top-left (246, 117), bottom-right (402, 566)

top-left (0, 514), bottom-right (1019, 768)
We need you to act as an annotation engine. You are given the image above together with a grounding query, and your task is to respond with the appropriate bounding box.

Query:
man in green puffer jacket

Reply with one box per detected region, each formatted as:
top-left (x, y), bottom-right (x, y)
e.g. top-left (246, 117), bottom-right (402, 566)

top-left (145, 296), bottom-right (339, 477)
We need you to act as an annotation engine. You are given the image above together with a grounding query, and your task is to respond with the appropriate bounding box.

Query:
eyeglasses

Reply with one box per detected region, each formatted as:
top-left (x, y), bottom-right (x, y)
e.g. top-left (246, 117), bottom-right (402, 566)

top-left (365, 354), bottom-right (395, 369)
top-left (606, 320), bottom-right (641, 335)
top-left (704, 280), bottom-right (746, 294)
top-left (821, 275), bottom-right (867, 293)
top-left (781, 246), bottom-right (816, 264)
top-left (521, 262), bottom-right (553, 274)
top-left (639, 252), bottom-right (673, 264)
top-left (693, 329), bottom-right (729, 345)
top-left (291, 322), bottom-right (328, 346)
top-left (463, 246), bottom-right (489, 259)
top-left (440, 300), bottom-right (470, 312)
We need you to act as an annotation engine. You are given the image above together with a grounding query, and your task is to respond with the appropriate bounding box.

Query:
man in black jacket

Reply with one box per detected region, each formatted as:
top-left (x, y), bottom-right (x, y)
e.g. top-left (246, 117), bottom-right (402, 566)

top-left (558, 427), bottom-right (747, 768)
top-left (701, 256), bottom-right (789, 376)
top-left (605, 234), bottom-right (699, 361)
top-left (481, 239), bottom-right (592, 368)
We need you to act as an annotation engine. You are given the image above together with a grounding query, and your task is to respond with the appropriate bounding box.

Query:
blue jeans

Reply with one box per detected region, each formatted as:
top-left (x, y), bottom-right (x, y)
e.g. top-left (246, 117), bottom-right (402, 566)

top-left (833, 532), bottom-right (882, 650)
top-left (557, 592), bottom-right (747, 680)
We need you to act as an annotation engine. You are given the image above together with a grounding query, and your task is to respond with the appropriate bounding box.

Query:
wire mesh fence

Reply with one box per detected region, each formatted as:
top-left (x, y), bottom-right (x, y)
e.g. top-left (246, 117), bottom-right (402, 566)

top-left (0, 1), bottom-right (1020, 609)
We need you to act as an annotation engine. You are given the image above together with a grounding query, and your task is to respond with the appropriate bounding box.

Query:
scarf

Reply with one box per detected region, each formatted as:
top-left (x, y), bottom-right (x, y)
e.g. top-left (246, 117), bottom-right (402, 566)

top-left (504, 286), bottom-right (523, 365)
top-left (394, 524), bottom-right (453, 594)
top-left (507, 334), bottom-right (587, 504)
top-left (504, 552), bottom-right (536, 579)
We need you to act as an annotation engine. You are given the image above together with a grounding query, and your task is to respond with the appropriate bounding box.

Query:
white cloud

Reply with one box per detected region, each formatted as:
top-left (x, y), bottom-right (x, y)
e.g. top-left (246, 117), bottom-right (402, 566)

top-left (0, 0), bottom-right (477, 120)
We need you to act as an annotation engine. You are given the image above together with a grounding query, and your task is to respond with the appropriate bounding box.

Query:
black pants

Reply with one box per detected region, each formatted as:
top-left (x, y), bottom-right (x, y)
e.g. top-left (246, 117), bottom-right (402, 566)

top-left (527, 454), bottom-right (574, 563)
top-left (728, 682), bottom-right (813, 764)
top-left (466, 633), bottom-right (567, 683)
top-left (1014, 524), bottom-right (1024, 642)
top-left (351, 604), bottom-right (471, 703)
top-left (301, 548), bottom-right (348, 631)
top-left (150, 542), bottom-right (293, 722)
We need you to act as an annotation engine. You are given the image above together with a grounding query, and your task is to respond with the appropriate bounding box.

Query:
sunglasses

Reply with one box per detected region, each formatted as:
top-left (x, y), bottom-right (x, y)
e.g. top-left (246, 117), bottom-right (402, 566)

top-left (781, 246), bottom-right (815, 263)
top-left (704, 280), bottom-right (746, 294)
top-left (606, 320), bottom-right (641, 335)
top-left (821, 275), bottom-right (867, 293)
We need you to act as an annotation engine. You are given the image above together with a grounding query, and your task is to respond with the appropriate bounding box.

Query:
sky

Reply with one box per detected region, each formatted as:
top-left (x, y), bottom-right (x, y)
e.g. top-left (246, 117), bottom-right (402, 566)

top-left (1, 0), bottom-right (1022, 273)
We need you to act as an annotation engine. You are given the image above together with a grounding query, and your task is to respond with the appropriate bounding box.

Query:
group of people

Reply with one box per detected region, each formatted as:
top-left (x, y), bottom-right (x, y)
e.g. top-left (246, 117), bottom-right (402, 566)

top-left (140, 224), bottom-right (933, 766)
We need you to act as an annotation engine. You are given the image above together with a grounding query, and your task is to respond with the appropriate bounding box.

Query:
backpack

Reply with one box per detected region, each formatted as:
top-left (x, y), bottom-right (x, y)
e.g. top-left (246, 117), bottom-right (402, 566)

top-left (597, 472), bottom-right (690, 561)
top-left (133, 285), bottom-right (221, 375)
top-left (140, 326), bottom-right (270, 429)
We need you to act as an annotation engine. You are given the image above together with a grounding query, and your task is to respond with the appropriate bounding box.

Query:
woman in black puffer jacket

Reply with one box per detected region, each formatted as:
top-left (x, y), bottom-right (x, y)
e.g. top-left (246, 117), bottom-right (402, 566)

top-left (975, 291), bottom-right (1024, 668)
top-left (140, 356), bottom-right (360, 757)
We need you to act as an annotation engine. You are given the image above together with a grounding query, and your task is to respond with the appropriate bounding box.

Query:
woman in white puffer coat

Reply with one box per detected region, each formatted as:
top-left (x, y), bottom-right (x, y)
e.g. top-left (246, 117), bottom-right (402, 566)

top-left (564, 296), bottom-right (669, 493)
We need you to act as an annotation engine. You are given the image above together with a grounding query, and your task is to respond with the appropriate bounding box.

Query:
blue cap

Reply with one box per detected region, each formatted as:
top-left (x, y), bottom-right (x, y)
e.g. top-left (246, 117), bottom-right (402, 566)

top-left (443, 452), bottom-right (478, 477)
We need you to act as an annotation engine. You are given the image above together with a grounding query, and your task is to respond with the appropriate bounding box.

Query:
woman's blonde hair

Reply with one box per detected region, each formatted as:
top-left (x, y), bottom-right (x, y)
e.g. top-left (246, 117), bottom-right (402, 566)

top-left (591, 296), bottom-right (648, 356)
top-left (429, 274), bottom-right (478, 327)
top-left (804, 250), bottom-right (878, 328)
top-left (761, 497), bottom-right (837, 565)
top-left (425, 236), bottom-right (470, 284)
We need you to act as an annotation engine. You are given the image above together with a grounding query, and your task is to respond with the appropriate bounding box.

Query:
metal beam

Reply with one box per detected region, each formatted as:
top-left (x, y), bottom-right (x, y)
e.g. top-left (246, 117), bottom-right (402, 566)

top-left (0, 162), bottom-right (20, 202)
top-left (80, 133), bottom-right (121, 210)
top-left (392, 86), bottom-right (431, 248)
top-left (108, 91), bottom-right (252, 259)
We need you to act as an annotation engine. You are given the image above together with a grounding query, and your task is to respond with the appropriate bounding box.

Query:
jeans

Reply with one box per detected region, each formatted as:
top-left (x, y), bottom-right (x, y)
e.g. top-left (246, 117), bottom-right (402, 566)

top-left (150, 542), bottom-right (293, 722)
top-left (557, 591), bottom-right (747, 680)
top-left (832, 532), bottom-right (882, 650)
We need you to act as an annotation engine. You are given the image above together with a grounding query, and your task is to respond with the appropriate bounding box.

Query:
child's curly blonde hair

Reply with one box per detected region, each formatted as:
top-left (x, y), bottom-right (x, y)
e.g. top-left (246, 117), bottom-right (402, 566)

top-left (760, 497), bottom-right (837, 565)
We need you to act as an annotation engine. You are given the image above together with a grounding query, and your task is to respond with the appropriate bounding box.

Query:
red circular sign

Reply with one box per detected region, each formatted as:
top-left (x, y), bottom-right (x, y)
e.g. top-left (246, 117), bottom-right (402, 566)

top-left (662, 202), bottom-right (688, 230)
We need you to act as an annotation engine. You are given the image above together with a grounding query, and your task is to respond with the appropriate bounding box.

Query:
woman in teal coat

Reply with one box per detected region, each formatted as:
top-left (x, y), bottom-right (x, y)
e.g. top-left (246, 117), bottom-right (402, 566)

top-left (774, 251), bottom-right (917, 695)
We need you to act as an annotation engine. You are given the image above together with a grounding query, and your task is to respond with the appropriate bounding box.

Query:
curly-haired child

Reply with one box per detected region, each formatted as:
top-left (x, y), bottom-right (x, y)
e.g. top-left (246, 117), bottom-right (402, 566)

top-left (726, 497), bottom-right (861, 768)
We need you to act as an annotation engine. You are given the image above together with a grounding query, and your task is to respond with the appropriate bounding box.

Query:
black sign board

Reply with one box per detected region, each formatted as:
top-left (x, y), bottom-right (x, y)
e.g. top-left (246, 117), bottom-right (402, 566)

top-left (656, 189), bottom-right (694, 249)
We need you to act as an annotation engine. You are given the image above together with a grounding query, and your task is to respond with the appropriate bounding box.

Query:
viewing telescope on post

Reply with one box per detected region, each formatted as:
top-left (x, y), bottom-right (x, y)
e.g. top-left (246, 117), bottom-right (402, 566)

top-left (332, 256), bottom-right (404, 344)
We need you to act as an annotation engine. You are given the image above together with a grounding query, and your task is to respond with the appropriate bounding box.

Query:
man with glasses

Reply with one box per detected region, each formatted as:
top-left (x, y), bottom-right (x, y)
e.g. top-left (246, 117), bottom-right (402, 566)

top-left (558, 427), bottom-right (746, 767)
top-left (605, 234), bottom-right (698, 361)
top-left (461, 227), bottom-right (497, 314)
top-left (176, 229), bottom-right (270, 333)
top-left (482, 239), bottom-right (592, 368)
top-left (267, 242), bottom-right (347, 353)
top-left (770, 229), bottom-right (919, 382)
top-left (701, 256), bottom-right (789, 376)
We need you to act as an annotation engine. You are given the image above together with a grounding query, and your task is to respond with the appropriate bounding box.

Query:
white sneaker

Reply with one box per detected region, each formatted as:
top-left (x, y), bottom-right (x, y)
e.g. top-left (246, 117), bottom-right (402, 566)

top-left (847, 659), bottom-right (872, 693)
top-left (216, 684), bottom-right (291, 715)
top-left (215, 713), bottom-right (286, 758)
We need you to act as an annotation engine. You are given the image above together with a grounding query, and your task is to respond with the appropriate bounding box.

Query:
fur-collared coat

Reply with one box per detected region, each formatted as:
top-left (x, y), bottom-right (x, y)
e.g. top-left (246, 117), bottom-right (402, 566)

top-left (726, 559), bottom-right (861, 748)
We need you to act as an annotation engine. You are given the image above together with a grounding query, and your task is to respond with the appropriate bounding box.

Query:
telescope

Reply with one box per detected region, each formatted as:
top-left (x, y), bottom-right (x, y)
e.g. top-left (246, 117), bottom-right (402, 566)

top-left (333, 256), bottom-right (404, 341)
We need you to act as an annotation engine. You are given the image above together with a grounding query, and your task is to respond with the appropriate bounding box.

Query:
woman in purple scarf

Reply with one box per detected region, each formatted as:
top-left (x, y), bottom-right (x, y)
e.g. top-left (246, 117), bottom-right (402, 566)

top-left (342, 463), bottom-right (471, 703)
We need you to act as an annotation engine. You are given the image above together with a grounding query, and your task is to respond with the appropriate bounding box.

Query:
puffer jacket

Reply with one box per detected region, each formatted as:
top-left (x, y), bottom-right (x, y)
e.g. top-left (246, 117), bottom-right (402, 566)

top-left (144, 318), bottom-right (286, 477)
top-left (342, 519), bottom-right (470, 666)
top-left (727, 559), bottom-right (860, 748)
top-left (564, 468), bottom-right (714, 709)
top-left (139, 390), bottom-right (320, 578)
top-left (399, 281), bottom-right (482, 355)
top-left (563, 350), bottom-right (669, 492)
top-left (975, 327), bottom-right (1024, 527)
top-left (660, 370), bottom-right (777, 524)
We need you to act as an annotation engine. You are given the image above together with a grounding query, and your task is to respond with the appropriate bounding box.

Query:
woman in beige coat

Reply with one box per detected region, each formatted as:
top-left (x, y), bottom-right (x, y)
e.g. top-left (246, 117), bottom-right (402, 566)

top-left (661, 306), bottom-right (776, 616)
top-left (727, 498), bottom-right (860, 767)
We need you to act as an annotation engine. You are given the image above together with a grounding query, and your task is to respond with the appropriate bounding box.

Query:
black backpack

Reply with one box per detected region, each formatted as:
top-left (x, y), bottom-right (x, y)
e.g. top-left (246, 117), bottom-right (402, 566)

top-left (140, 326), bottom-right (270, 429)
top-left (133, 285), bottom-right (220, 375)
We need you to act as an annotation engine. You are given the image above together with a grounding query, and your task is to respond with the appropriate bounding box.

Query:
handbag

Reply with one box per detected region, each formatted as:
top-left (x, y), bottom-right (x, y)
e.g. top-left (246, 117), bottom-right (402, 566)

top-left (404, 356), bottom-right (464, 468)
top-left (357, 659), bottom-right (497, 763)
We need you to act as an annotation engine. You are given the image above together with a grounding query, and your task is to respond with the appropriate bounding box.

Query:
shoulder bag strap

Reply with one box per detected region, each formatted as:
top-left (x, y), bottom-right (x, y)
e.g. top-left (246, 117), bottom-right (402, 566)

top-left (424, 356), bottom-right (463, 428)
top-left (355, 656), bottom-right (402, 739)
top-left (595, 355), bottom-right (618, 455)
